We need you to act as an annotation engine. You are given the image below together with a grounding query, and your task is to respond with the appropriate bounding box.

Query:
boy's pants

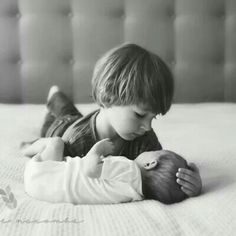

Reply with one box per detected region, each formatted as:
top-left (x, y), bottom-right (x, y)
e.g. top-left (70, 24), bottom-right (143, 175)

top-left (41, 91), bottom-right (83, 138)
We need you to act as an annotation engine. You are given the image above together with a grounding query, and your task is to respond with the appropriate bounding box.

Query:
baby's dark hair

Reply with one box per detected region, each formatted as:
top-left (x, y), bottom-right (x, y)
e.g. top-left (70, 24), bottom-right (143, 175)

top-left (92, 43), bottom-right (174, 115)
top-left (142, 151), bottom-right (189, 204)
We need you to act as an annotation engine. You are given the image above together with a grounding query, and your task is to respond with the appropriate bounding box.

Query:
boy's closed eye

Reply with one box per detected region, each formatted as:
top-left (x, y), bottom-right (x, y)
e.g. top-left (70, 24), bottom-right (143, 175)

top-left (135, 112), bottom-right (157, 120)
top-left (135, 112), bottom-right (146, 118)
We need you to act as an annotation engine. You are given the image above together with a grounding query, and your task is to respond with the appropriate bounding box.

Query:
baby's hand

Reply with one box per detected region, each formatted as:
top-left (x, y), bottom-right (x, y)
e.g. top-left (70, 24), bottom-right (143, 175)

top-left (176, 163), bottom-right (202, 197)
top-left (32, 153), bottom-right (42, 162)
top-left (83, 139), bottom-right (115, 177)
top-left (88, 138), bottom-right (115, 157)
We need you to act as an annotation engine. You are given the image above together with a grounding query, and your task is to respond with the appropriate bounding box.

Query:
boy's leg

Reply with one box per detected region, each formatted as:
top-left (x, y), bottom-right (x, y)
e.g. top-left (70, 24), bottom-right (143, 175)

top-left (41, 112), bottom-right (56, 137)
top-left (47, 90), bottom-right (82, 118)
top-left (40, 86), bottom-right (83, 137)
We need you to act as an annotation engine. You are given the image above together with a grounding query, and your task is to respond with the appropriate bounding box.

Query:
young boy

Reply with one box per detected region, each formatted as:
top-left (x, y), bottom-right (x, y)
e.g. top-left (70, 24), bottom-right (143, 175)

top-left (23, 137), bottom-right (190, 204)
top-left (25, 43), bottom-right (201, 197)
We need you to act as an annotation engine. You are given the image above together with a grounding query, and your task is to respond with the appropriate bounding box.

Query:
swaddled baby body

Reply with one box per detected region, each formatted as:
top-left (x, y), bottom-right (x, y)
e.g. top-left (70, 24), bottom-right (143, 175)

top-left (23, 137), bottom-right (189, 204)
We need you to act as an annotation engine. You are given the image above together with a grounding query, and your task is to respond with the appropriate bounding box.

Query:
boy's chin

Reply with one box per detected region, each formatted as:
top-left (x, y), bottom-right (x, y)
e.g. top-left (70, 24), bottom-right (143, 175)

top-left (120, 133), bottom-right (137, 141)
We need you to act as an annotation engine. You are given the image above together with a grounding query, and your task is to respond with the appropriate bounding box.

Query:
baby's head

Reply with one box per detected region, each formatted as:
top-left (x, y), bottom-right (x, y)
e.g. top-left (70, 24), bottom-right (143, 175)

top-left (92, 43), bottom-right (174, 115)
top-left (135, 150), bottom-right (189, 204)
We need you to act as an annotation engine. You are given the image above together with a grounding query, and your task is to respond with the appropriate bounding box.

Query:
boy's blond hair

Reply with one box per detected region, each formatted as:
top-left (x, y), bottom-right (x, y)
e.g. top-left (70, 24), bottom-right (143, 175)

top-left (92, 43), bottom-right (174, 115)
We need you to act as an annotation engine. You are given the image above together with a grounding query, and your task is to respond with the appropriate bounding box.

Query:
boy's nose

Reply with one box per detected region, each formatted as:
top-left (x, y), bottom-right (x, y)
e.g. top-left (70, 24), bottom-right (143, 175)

top-left (140, 120), bottom-right (152, 132)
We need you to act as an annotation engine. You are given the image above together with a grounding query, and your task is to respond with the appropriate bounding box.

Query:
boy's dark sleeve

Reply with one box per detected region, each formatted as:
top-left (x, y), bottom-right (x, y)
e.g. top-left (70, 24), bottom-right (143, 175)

top-left (140, 129), bottom-right (162, 152)
top-left (127, 129), bottom-right (162, 160)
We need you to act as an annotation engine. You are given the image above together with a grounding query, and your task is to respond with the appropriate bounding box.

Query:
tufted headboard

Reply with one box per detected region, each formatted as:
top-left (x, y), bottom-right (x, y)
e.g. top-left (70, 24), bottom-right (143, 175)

top-left (0, 0), bottom-right (235, 103)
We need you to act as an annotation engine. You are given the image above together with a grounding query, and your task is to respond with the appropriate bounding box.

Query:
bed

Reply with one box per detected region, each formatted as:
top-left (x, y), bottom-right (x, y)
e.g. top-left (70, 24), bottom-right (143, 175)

top-left (0, 102), bottom-right (235, 236)
top-left (1, 0), bottom-right (236, 235)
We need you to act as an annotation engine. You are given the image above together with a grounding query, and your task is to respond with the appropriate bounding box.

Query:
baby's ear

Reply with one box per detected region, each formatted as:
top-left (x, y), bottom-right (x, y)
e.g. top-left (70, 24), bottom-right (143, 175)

top-left (144, 160), bottom-right (158, 170)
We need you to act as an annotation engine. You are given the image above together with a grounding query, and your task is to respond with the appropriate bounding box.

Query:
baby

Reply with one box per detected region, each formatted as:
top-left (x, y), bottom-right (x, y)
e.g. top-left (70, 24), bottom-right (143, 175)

top-left (23, 137), bottom-right (189, 204)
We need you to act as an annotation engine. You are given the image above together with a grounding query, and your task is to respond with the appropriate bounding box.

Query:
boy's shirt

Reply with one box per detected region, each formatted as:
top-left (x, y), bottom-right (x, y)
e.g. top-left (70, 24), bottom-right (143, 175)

top-left (61, 110), bottom-right (162, 160)
top-left (24, 155), bottom-right (143, 204)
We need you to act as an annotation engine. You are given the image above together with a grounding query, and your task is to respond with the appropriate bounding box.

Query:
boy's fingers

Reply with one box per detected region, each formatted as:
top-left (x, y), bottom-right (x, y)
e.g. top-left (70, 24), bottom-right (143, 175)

top-left (176, 178), bottom-right (196, 190)
top-left (181, 187), bottom-right (195, 197)
top-left (177, 169), bottom-right (199, 183)
top-left (188, 162), bottom-right (199, 172)
top-left (176, 172), bottom-right (196, 185)
top-left (178, 168), bottom-right (193, 175)
top-left (177, 177), bottom-right (202, 196)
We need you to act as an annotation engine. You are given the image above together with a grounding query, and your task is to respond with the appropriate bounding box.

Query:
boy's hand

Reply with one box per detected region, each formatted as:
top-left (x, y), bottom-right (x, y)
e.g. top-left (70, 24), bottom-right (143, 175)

top-left (176, 162), bottom-right (202, 197)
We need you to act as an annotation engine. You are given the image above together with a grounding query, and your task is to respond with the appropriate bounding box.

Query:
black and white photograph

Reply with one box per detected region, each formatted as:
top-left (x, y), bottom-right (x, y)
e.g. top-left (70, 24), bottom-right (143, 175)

top-left (0, 0), bottom-right (235, 235)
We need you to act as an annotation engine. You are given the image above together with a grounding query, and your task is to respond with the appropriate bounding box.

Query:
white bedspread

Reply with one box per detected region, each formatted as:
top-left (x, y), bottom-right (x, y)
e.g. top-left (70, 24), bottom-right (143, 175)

top-left (0, 103), bottom-right (235, 236)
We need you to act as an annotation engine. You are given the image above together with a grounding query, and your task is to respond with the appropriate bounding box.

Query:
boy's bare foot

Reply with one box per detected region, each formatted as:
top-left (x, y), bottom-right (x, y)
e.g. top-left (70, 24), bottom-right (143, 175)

top-left (47, 85), bottom-right (60, 102)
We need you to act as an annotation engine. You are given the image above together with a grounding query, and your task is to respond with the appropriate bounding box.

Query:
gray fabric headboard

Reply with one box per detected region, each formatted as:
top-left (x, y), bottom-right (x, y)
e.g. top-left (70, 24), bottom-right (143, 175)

top-left (0, 0), bottom-right (235, 103)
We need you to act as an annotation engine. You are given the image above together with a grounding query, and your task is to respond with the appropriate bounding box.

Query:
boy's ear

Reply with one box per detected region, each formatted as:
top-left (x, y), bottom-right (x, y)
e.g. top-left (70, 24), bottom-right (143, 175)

top-left (144, 160), bottom-right (158, 170)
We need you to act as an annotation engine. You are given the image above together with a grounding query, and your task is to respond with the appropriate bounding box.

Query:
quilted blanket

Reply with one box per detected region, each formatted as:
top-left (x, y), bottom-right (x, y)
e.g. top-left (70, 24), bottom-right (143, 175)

top-left (0, 103), bottom-right (235, 236)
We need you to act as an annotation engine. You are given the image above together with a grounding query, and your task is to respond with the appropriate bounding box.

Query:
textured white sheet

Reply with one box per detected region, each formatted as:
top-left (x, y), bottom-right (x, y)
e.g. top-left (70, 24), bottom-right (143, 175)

top-left (0, 103), bottom-right (235, 236)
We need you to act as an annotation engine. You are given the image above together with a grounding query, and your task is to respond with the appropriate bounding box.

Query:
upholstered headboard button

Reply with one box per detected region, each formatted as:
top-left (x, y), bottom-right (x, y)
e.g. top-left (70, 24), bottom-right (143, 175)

top-left (67, 12), bottom-right (73, 18)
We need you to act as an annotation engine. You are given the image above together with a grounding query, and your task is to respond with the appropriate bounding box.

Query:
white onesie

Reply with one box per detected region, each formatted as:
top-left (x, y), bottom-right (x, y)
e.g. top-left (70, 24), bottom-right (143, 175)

top-left (24, 155), bottom-right (143, 204)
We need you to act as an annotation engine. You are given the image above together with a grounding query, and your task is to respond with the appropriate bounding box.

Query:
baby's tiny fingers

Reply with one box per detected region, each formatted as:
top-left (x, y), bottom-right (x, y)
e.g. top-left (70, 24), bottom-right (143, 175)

top-left (102, 138), bottom-right (111, 141)
top-left (100, 155), bottom-right (110, 161)
top-left (188, 162), bottom-right (199, 172)
top-left (32, 154), bottom-right (42, 162)
top-left (105, 140), bottom-right (115, 147)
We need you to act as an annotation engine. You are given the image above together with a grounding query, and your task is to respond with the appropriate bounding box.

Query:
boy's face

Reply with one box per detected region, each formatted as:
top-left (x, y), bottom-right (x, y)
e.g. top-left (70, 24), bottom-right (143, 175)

top-left (104, 104), bottom-right (157, 140)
